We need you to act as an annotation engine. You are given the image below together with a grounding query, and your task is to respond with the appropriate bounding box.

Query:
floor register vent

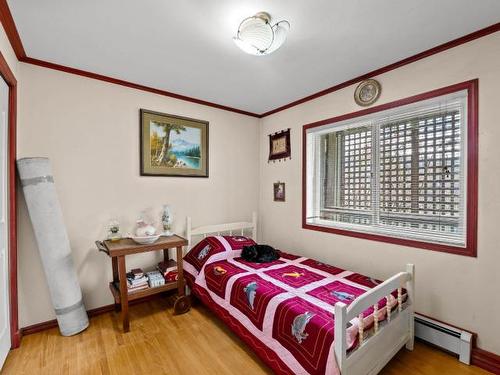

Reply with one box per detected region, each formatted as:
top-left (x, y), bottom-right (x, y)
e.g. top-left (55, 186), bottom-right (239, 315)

top-left (415, 313), bottom-right (473, 364)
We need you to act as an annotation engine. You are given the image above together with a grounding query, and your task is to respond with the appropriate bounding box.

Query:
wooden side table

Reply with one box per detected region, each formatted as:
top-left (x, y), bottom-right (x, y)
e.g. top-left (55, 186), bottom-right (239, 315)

top-left (96, 235), bottom-right (190, 332)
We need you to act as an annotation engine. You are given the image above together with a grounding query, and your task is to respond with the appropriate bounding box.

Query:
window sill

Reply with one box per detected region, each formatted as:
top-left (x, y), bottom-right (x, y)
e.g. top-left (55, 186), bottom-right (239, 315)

top-left (302, 221), bottom-right (476, 257)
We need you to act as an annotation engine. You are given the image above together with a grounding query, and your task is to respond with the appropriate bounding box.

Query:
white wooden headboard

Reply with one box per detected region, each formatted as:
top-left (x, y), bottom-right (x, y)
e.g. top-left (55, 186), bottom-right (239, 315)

top-left (186, 212), bottom-right (257, 250)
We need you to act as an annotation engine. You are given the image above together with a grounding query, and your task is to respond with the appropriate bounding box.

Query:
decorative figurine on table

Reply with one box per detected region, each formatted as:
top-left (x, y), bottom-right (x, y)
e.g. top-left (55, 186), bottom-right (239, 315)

top-left (161, 205), bottom-right (173, 236)
top-left (107, 220), bottom-right (122, 242)
top-left (131, 215), bottom-right (160, 244)
top-left (135, 218), bottom-right (156, 237)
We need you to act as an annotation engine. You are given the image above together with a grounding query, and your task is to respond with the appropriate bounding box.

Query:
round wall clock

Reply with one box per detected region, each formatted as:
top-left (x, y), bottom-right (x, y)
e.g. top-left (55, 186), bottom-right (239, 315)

top-left (354, 79), bottom-right (381, 107)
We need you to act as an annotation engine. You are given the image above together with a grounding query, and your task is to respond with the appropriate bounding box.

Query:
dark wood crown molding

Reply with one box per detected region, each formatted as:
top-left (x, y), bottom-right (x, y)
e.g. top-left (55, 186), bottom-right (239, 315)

top-left (1, 1), bottom-right (499, 118)
top-left (20, 57), bottom-right (260, 118)
top-left (261, 22), bottom-right (500, 117)
top-left (0, 0), bottom-right (26, 60)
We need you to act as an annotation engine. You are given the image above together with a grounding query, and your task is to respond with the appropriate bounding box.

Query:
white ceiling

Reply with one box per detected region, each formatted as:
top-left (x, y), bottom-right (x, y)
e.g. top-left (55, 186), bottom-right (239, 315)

top-left (8, 0), bottom-right (500, 114)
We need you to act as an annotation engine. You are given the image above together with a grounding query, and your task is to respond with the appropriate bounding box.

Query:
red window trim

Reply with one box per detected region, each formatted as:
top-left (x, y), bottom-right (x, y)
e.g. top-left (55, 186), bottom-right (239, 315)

top-left (302, 79), bottom-right (478, 257)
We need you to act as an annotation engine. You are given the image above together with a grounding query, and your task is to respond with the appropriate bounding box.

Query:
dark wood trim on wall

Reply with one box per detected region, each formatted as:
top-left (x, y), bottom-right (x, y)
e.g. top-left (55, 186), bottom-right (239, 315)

top-left (0, 0), bottom-right (498, 118)
top-left (21, 294), bottom-right (165, 336)
top-left (20, 319), bottom-right (58, 337)
top-left (20, 57), bottom-right (261, 118)
top-left (21, 304), bottom-right (115, 336)
top-left (0, 50), bottom-right (19, 349)
top-left (471, 347), bottom-right (500, 374)
top-left (261, 22), bottom-right (500, 117)
top-left (302, 80), bottom-right (478, 257)
top-left (0, 1), bottom-right (26, 60)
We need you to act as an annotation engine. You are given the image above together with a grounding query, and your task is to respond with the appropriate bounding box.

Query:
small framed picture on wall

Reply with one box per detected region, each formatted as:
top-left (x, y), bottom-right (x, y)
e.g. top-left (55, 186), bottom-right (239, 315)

top-left (273, 182), bottom-right (285, 202)
top-left (268, 129), bottom-right (291, 162)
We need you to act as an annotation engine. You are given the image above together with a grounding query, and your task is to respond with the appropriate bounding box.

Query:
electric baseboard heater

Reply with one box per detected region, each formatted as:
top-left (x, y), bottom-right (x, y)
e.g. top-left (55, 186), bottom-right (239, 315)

top-left (415, 313), bottom-right (473, 364)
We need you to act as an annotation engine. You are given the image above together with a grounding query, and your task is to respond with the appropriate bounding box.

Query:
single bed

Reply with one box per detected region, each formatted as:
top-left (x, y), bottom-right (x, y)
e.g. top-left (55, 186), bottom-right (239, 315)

top-left (183, 213), bottom-right (415, 375)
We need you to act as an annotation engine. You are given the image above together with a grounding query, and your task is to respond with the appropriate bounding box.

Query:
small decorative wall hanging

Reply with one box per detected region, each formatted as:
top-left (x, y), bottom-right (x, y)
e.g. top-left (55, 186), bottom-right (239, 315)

top-left (354, 79), bottom-right (381, 107)
top-left (268, 128), bottom-right (291, 162)
top-left (273, 182), bottom-right (286, 202)
top-left (140, 109), bottom-right (209, 177)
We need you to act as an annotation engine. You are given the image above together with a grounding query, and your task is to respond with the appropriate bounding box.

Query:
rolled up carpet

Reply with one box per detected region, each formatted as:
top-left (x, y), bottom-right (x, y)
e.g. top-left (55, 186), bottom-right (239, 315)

top-left (17, 157), bottom-right (89, 336)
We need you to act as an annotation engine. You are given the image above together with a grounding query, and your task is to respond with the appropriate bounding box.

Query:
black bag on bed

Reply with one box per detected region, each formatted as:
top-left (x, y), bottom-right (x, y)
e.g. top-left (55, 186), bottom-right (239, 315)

top-left (241, 244), bottom-right (279, 263)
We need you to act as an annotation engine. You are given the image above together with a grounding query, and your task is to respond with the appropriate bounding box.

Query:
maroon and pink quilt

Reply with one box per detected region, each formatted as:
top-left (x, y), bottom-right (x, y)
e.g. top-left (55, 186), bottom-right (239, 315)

top-left (184, 236), bottom-right (399, 375)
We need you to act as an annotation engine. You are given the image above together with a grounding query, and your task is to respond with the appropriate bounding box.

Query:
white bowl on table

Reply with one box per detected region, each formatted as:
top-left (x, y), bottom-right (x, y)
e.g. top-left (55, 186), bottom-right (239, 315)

top-left (131, 234), bottom-right (161, 245)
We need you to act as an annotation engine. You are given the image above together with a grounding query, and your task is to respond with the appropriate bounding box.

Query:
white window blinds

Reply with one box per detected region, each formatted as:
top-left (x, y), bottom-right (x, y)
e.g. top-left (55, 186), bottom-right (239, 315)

top-left (306, 90), bottom-right (467, 248)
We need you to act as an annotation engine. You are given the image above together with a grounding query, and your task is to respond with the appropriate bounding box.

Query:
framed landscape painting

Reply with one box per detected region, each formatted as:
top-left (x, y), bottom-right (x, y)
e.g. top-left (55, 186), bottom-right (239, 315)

top-left (140, 109), bottom-right (209, 177)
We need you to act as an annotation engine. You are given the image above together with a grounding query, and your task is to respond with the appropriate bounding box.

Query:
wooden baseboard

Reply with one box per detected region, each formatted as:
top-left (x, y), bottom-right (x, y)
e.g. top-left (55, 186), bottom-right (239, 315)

top-left (19, 294), bottom-right (165, 338)
top-left (20, 319), bottom-right (59, 336)
top-left (20, 303), bottom-right (115, 336)
top-left (472, 347), bottom-right (500, 374)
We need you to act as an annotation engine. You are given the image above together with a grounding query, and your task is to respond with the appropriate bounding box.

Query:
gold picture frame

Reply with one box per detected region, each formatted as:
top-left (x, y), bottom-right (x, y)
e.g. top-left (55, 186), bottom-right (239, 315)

top-left (140, 109), bottom-right (209, 177)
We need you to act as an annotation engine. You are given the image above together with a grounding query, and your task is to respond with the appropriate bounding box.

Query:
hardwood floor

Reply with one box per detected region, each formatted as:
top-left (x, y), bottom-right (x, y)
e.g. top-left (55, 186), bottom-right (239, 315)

top-left (2, 297), bottom-right (491, 374)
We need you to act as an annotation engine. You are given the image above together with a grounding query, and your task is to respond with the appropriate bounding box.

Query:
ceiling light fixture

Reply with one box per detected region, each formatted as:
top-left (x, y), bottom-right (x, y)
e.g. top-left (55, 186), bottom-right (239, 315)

top-left (233, 12), bottom-right (290, 56)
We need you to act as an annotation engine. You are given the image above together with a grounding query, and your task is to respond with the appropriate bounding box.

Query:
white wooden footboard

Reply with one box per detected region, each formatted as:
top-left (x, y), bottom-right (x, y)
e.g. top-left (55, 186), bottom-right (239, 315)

top-left (334, 264), bottom-right (415, 375)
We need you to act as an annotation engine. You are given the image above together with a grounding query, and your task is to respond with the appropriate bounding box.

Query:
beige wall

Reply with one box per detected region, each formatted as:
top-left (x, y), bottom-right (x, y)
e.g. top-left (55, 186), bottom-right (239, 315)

top-left (259, 32), bottom-right (500, 354)
top-left (17, 64), bottom-right (260, 327)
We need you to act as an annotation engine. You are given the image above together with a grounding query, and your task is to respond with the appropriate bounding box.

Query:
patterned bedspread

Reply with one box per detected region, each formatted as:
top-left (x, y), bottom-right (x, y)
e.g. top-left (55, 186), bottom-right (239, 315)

top-left (184, 236), bottom-right (398, 375)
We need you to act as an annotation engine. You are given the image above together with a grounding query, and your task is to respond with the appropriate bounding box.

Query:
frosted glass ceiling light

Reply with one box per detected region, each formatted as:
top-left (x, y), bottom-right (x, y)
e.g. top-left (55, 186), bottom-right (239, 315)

top-left (233, 12), bottom-right (290, 56)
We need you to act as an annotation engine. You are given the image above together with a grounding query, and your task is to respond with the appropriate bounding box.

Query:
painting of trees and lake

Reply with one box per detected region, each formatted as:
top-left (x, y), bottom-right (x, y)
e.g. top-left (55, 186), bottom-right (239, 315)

top-left (150, 123), bottom-right (201, 168)
top-left (141, 109), bottom-right (208, 177)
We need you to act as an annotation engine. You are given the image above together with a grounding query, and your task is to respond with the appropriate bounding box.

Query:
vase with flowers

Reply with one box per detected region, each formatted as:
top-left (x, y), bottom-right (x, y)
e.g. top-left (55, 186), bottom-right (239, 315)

top-left (161, 205), bottom-right (173, 236)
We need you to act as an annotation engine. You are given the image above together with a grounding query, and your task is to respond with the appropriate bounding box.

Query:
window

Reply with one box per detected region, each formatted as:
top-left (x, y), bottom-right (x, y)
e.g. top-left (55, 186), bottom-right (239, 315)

top-left (303, 81), bottom-right (478, 256)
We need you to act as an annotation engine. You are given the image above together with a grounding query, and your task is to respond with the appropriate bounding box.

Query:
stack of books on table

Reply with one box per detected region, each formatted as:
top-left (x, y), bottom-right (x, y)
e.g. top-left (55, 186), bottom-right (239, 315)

top-left (146, 270), bottom-right (165, 288)
top-left (158, 261), bottom-right (178, 282)
top-left (126, 268), bottom-right (148, 292)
